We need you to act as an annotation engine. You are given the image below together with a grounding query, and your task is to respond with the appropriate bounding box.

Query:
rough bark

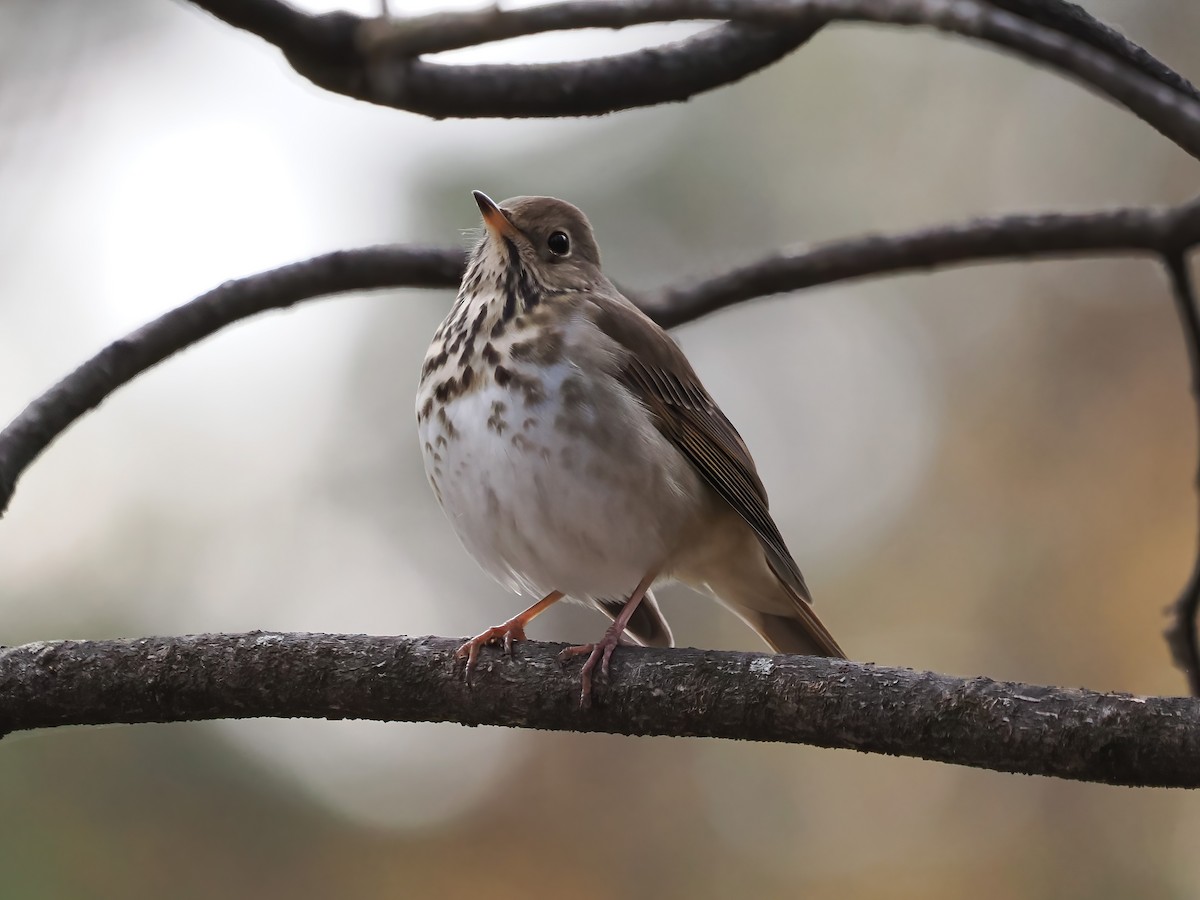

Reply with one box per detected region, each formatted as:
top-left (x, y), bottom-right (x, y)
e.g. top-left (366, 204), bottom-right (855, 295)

top-left (2, 632), bottom-right (1197, 788)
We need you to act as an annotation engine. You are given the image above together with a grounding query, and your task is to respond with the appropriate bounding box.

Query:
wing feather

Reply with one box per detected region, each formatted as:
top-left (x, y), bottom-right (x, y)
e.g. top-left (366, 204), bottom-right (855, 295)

top-left (586, 291), bottom-right (815, 605)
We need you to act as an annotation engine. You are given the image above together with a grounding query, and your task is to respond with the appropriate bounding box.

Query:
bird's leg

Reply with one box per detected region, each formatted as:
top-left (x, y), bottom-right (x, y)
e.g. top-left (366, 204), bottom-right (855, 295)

top-left (456, 590), bottom-right (564, 682)
top-left (559, 572), bottom-right (657, 709)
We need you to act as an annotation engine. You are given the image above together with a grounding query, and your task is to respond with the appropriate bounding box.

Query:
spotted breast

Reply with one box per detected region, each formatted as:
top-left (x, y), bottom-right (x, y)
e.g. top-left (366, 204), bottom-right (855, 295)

top-left (415, 241), bottom-right (703, 609)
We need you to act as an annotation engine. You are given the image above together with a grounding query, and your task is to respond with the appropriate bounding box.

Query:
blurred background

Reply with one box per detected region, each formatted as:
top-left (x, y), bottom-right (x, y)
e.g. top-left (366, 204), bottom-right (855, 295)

top-left (2, 0), bottom-right (1199, 897)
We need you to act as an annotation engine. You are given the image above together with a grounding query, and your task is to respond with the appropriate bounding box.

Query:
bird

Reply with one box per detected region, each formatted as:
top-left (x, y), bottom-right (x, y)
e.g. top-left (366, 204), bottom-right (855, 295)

top-left (416, 191), bottom-right (847, 707)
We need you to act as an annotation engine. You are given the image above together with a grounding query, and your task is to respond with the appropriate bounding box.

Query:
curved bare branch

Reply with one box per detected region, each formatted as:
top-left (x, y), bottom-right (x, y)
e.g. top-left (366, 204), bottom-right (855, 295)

top-left (6, 202), bottom-right (1200, 519)
top-left (644, 203), bottom-right (1199, 326)
top-left (0, 246), bottom-right (462, 517)
top-left (180, 0), bottom-right (1200, 161)
top-left (183, 0), bottom-right (821, 118)
top-left (2, 632), bottom-right (1198, 788)
top-left (988, 0), bottom-right (1198, 101)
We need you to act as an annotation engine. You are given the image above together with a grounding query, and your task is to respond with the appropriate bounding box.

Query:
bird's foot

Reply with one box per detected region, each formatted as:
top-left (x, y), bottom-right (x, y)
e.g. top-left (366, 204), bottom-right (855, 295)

top-left (558, 622), bottom-right (624, 709)
top-left (456, 619), bottom-right (528, 683)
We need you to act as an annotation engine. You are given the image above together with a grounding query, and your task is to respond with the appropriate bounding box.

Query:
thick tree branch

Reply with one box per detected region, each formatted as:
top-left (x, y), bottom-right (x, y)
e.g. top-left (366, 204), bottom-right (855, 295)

top-left (1, 632), bottom-right (1197, 788)
top-left (184, 0), bottom-right (821, 118)
top-left (6, 202), bottom-right (1200, 520)
top-left (180, 0), bottom-right (1200, 161)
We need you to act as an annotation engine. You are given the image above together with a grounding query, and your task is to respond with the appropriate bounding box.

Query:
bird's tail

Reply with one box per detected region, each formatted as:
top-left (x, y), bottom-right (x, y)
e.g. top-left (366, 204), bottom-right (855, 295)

top-left (737, 607), bottom-right (846, 658)
top-left (706, 550), bottom-right (847, 659)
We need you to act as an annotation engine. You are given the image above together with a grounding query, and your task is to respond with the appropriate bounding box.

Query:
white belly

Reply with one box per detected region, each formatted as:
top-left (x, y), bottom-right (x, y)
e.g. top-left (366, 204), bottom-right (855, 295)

top-left (418, 360), bottom-right (699, 601)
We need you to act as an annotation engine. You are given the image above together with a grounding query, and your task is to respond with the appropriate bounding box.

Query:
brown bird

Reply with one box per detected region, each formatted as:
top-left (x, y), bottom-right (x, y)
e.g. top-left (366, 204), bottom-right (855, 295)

top-left (416, 192), bottom-right (846, 706)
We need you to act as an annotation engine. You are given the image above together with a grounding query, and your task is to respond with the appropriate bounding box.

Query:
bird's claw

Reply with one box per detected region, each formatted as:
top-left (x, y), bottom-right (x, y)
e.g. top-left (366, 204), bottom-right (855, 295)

top-left (456, 621), bottom-right (528, 684)
top-left (558, 625), bottom-right (624, 709)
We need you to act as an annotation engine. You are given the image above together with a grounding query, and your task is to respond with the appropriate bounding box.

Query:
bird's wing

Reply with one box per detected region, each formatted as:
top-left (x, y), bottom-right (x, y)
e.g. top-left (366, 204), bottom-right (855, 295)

top-left (584, 289), bottom-right (815, 607)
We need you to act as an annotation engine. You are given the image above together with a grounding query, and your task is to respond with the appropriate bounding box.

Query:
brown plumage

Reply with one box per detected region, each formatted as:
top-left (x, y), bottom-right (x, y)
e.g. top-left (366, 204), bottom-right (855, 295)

top-left (588, 293), bottom-right (845, 658)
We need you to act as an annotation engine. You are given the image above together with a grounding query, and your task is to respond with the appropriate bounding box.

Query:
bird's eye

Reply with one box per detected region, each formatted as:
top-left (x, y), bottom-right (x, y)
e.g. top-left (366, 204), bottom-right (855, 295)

top-left (547, 231), bottom-right (570, 256)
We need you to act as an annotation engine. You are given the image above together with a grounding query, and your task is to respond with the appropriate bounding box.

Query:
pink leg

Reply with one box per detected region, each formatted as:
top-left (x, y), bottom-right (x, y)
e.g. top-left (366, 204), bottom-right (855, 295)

top-left (558, 572), bottom-right (657, 709)
top-left (456, 591), bottom-right (564, 682)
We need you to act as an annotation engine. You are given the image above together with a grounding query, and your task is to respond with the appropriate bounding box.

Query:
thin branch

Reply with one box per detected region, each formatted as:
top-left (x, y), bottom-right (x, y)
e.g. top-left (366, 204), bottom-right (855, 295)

top-left (990, 0), bottom-right (1200, 101)
top-left (180, 0), bottom-right (1200, 161)
top-left (924, 0), bottom-right (1200, 160)
top-left (1164, 249), bottom-right (1200, 694)
top-left (644, 204), bottom-right (1191, 327)
top-left (7, 202), bottom-right (1200, 519)
top-left (0, 246), bottom-right (462, 517)
top-left (2, 632), bottom-right (1198, 788)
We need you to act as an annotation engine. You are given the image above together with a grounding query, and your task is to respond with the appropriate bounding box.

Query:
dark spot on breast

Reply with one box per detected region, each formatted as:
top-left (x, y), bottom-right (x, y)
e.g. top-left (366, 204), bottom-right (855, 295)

top-left (490, 319), bottom-right (507, 339)
top-left (521, 379), bottom-right (546, 407)
top-left (461, 365), bottom-right (474, 389)
top-left (421, 348), bottom-right (449, 379)
top-left (469, 304), bottom-right (488, 338)
top-left (436, 407), bottom-right (459, 439)
top-left (561, 375), bottom-right (587, 409)
top-left (492, 363), bottom-right (544, 406)
top-left (485, 486), bottom-right (501, 517)
top-left (510, 330), bottom-right (564, 366)
top-left (461, 269), bottom-right (481, 296)
top-left (435, 435), bottom-right (447, 448)
top-left (418, 397), bottom-right (434, 421)
top-left (482, 342), bottom-right (501, 365)
top-left (555, 380), bottom-right (616, 443)
top-left (513, 369), bottom-right (546, 407)
top-left (511, 433), bottom-right (538, 453)
top-left (488, 400), bottom-right (508, 435)
top-left (527, 305), bottom-right (558, 327)
top-left (522, 417), bottom-right (537, 430)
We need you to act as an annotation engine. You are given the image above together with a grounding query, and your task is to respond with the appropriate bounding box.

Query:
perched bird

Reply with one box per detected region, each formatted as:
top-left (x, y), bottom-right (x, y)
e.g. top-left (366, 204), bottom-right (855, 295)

top-left (416, 191), bottom-right (846, 706)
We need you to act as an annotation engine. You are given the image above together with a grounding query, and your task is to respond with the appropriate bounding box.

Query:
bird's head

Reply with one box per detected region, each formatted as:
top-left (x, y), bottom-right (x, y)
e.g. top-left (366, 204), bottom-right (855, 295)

top-left (469, 191), bottom-right (604, 293)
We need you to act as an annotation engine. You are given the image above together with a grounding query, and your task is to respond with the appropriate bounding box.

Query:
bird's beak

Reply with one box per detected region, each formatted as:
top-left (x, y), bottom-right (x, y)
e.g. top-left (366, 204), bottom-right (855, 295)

top-left (473, 190), bottom-right (521, 241)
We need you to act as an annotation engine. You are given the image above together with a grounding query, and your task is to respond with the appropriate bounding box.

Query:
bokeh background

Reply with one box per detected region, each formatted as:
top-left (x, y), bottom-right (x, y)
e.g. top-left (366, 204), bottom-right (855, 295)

top-left (2, 1), bottom-right (1199, 897)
